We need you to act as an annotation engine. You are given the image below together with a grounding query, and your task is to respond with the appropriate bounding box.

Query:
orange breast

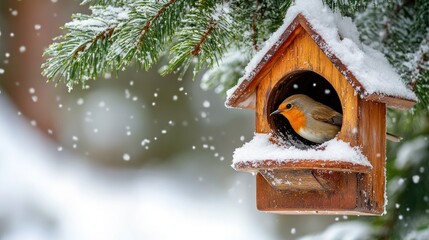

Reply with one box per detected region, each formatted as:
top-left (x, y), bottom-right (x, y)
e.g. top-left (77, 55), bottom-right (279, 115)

top-left (283, 108), bottom-right (307, 133)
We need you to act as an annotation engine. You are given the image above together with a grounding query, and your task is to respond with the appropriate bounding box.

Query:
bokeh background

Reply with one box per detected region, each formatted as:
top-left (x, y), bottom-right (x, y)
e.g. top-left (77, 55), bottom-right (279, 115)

top-left (0, 1), bottom-right (342, 239)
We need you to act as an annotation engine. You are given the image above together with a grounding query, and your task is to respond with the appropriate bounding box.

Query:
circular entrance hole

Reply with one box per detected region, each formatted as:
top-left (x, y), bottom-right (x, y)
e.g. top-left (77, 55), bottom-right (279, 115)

top-left (267, 71), bottom-right (342, 149)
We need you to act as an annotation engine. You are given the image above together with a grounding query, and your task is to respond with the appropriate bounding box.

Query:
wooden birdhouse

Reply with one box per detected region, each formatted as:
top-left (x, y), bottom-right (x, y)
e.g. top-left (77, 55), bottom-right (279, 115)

top-left (226, 3), bottom-right (417, 215)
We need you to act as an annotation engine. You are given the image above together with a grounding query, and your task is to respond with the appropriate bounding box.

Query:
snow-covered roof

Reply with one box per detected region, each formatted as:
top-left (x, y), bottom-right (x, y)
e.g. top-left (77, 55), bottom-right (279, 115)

top-left (226, 0), bottom-right (417, 109)
top-left (232, 134), bottom-right (371, 172)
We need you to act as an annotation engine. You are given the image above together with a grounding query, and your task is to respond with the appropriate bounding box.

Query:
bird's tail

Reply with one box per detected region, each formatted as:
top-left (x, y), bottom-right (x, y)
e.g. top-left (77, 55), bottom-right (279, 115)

top-left (386, 132), bottom-right (402, 142)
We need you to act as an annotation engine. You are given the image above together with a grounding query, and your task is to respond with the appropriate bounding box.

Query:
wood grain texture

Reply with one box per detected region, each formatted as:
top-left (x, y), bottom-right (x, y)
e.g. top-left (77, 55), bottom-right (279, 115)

top-left (234, 159), bottom-right (371, 173)
top-left (256, 172), bottom-right (359, 214)
top-left (365, 94), bottom-right (416, 109)
top-left (256, 72), bottom-right (272, 133)
top-left (259, 170), bottom-right (327, 191)
top-left (356, 99), bottom-right (386, 214)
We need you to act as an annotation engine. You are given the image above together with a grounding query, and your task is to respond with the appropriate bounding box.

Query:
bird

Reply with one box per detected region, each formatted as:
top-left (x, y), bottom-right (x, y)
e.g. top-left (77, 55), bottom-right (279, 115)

top-left (270, 94), bottom-right (401, 143)
top-left (270, 94), bottom-right (342, 143)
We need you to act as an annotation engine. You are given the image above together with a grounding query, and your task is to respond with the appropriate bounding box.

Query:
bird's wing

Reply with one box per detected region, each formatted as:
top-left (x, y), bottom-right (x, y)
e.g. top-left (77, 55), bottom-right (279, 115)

top-left (311, 106), bottom-right (343, 126)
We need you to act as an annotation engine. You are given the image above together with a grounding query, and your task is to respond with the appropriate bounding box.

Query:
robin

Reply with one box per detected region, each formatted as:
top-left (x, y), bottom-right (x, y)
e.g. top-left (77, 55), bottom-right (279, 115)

top-left (270, 94), bottom-right (400, 143)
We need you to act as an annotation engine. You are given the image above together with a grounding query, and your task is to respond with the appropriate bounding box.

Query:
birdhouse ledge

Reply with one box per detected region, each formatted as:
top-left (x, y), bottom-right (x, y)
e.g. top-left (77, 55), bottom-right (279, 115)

top-left (233, 134), bottom-right (372, 193)
top-left (232, 133), bottom-right (371, 172)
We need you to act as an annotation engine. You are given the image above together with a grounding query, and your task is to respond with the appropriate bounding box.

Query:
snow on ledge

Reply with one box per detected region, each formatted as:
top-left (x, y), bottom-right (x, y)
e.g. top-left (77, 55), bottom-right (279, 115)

top-left (232, 133), bottom-right (371, 167)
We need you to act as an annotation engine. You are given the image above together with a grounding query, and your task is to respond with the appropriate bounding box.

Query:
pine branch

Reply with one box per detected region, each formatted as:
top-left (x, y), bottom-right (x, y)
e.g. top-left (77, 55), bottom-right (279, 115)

top-left (191, 24), bottom-right (216, 57)
top-left (163, 2), bottom-right (234, 79)
top-left (199, 0), bottom-right (291, 93)
top-left (108, 0), bottom-right (186, 70)
top-left (251, 1), bottom-right (261, 51)
top-left (356, 0), bottom-right (429, 112)
top-left (138, 0), bottom-right (176, 46)
top-left (42, 0), bottom-right (294, 90)
top-left (323, 0), bottom-right (371, 16)
top-left (42, 5), bottom-right (129, 90)
top-left (201, 49), bottom-right (250, 95)
top-left (409, 32), bottom-right (429, 91)
top-left (378, 0), bottom-right (410, 44)
top-left (72, 27), bottom-right (115, 58)
top-left (43, 0), bottom-right (427, 110)
top-left (80, 0), bottom-right (130, 6)
top-left (254, 0), bottom-right (291, 40)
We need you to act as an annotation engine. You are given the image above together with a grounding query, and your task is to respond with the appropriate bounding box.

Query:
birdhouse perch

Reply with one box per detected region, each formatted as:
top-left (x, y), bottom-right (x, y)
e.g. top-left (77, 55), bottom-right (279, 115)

top-left (226, 2), bottom-right (417, 216)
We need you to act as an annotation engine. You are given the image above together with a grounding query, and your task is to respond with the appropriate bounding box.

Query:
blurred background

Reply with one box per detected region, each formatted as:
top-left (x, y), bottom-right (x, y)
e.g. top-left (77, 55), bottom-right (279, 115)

top-left (0, 1), bottom-right (339, 239)
top-left (0, 1), bottom-right (428, 240)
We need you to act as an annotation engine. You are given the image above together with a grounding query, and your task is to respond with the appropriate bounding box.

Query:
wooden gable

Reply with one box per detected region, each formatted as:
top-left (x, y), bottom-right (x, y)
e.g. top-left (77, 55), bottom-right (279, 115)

top-left (226, 14), bottom-right (416, 110)
top-left (254, 21), bottom-right (359, 146)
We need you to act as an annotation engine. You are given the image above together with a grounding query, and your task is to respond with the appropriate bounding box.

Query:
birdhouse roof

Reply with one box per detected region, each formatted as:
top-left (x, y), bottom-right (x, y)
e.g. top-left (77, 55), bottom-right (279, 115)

top-left (225, 0), bottom-right (417, 110)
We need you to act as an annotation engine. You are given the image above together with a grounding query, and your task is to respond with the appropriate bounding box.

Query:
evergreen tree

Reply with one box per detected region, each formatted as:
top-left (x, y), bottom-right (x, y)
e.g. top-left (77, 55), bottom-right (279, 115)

top-left (42, 0), bottom-right (429, 111)
top-left (42, 1), bottom-right (429, 239)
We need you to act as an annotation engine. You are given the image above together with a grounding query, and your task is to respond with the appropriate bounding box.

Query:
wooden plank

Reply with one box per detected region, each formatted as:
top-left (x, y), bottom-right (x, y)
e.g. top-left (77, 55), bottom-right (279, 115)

top-left (256, 172), bottom-right (358, 214)
top-left (297, 16), bottom-right (364, 94)
top-left (233, 159), bottom-right (371, 173)
top-left (365, 94), bottom-right (416, 109)
top-left (256, 72), bottom-right (272, 133)
top-left (356, 99), bottom-right (386, 215)
top-left (259, 169), bottom-right (326, 191)
top-left (266, 210), bottom-right (382, 216)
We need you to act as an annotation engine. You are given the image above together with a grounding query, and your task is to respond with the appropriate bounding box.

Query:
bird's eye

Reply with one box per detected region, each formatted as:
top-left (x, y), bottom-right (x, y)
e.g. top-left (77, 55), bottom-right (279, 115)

top-left (286, 104), bottom-right (292, 109)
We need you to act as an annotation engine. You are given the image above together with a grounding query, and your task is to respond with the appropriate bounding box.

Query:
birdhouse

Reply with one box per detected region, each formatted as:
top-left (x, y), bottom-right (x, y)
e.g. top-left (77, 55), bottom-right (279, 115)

top-left (226, 3), bottom-right (417, 216)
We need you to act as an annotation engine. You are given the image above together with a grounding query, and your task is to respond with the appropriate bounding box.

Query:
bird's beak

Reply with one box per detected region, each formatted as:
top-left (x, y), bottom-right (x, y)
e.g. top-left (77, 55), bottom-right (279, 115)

top-left (270, 109), bottom-right (281, 116)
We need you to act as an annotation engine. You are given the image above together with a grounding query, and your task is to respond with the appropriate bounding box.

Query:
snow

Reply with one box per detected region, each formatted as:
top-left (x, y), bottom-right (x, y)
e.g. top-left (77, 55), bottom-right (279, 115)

top-left (122, 153), bottom-right (131, 161)
top-left (226, 0), bottom-right (417, 106)
top-left (203, 100), bottom-right (211, 108)
top-left (395, 136), bottom-right (428, 170)
top-left (0, 95), bottom-right (274, 240)
top-left (235, 92), bottom-right (256, 109)
top-left (405, 227), bottom-right (429, 240)
top-left (202, 50), bottom-right (247, 95)
top-left (404, 30), bottom-right (429, 83)
top-left (232, 133), bottom-right (371, 167)
top-left (297, 221), bottom-right (373, 240)
top-left (65, 6), bottom-right (130, 33)
top-left (65, 18), bottom-right (106, 33)
top-left (412, 175), bottom-right (420, 184)
top-left (19, 45), bottom-right (26, 53)
top-left (212, 2), bottom-right (231, 22)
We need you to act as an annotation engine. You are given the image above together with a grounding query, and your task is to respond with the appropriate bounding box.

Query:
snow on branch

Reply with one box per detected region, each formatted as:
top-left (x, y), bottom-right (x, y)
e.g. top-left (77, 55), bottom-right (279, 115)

top-left (42, 5), bottom-right (130, 91)
top-left (42, 1), bottom-right (188, 90)
top-left (108, 0), bottom-right (186, 71)
top-left (80, 0), bottom-right (130, 6)
top-left (356, 0), bottom-right (429, 110)
top-left (163, 1), bottom-right (234, 80)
